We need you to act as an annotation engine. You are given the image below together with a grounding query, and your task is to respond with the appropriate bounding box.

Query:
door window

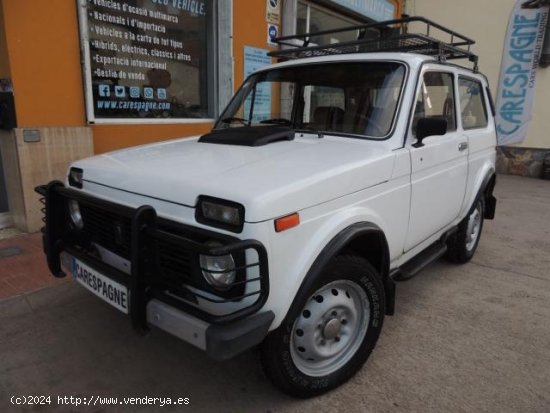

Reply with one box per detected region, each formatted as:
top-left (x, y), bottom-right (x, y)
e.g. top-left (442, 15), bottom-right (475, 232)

top-left (458, 77), bottom-right (488, 129)
top-left (412, 72), bottom-right (456, 136)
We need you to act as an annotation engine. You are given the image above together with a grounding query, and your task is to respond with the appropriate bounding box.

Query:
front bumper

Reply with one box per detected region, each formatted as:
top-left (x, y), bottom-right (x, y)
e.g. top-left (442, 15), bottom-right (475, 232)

top-left (148, 299), bottom-right (274, 361)
top-left (37, 181), bottom-right (272, 359)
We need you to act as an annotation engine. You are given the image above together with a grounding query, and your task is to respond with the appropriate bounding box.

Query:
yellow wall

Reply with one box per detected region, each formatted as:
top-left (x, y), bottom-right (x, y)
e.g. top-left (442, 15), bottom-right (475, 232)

top-left (234, 0), bottom-right (277, 92)
top-left (406, 0), bottom-right (550, 149)
top-left (1, 0), bottom-right (85, 126)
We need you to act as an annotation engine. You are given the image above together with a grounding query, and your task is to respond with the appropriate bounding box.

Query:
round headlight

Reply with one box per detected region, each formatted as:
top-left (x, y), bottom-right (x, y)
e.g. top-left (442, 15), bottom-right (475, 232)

top-left (199, 244), bottom-right (236, 290)
top-left (68, 200), bottom-right (84, 230)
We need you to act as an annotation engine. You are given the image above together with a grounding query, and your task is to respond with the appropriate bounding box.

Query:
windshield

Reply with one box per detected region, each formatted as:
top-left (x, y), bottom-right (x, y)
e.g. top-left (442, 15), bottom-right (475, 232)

top-left (214, 62), bottom-right (406, 139)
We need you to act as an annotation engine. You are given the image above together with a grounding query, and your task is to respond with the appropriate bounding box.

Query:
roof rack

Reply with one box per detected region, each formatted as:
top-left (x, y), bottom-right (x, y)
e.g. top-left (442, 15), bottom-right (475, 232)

top-left (268, 16), bottom-right (479, 72)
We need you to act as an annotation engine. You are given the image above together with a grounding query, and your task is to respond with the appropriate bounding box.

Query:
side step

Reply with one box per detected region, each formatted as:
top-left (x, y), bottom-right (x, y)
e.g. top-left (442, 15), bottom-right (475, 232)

top-left (391, 241), bottom-right (448, 282)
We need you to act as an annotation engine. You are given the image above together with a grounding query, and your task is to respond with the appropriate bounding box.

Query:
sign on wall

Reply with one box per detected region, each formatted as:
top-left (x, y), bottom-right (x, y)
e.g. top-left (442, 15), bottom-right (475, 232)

top-left (496, 0), bottom-right (549, 145)
top-left (266, 0), bottom-right (281, 25)
top-left (78, 0), bottom-right (211, 122)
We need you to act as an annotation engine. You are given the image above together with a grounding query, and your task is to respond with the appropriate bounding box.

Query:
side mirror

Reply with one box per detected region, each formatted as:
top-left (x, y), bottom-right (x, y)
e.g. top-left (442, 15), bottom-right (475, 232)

top-left (413, 117), bottom-right (447, 148)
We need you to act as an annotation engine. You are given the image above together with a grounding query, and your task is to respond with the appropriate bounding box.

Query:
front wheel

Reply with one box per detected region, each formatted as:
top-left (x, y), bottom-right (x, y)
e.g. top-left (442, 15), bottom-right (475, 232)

top-left (446, 197), bottom-right (485, 263)
top-left (260, 255), bottom-right (385, 398)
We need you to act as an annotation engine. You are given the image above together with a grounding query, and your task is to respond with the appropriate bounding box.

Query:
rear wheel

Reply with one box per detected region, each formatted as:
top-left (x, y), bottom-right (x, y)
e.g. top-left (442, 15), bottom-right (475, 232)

top-left (260, 255), bottom-right (385, 398)
top-left (446, 197), bottom-right (485, 263)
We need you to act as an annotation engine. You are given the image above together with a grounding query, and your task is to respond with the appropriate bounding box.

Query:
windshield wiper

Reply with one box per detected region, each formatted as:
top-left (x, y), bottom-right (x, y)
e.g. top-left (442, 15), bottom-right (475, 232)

top-left (259, 118), bottom-right (292, 126)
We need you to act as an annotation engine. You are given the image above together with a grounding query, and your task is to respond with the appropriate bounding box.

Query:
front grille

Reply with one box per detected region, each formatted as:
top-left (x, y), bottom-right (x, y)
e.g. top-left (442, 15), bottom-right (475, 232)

top-left (80, 204), bottom-right (132, 258)
top-left (156, 240), bottom-right (195, 290)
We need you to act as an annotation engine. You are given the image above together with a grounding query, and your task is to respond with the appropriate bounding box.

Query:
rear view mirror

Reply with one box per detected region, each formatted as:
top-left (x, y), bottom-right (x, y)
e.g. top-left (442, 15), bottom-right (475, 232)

top-left (413, 117), bottom-right (447, 148)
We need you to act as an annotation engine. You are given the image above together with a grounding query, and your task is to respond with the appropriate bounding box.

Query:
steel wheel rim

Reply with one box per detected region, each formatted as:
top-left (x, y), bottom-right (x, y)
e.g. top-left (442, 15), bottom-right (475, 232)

top-left (466, 203), bottom-right (482, 251)
top-left (290, 280), bottom-right (370, 377)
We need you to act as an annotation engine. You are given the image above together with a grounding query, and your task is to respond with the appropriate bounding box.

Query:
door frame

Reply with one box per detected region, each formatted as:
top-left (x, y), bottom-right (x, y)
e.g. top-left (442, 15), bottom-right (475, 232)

top-left (404, 66), bottom-right (469, 252)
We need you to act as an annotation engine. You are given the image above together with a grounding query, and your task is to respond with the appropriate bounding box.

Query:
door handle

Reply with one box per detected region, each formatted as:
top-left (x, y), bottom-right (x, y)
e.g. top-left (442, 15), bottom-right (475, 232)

top-left (458, 142), bottom-right (468, 151)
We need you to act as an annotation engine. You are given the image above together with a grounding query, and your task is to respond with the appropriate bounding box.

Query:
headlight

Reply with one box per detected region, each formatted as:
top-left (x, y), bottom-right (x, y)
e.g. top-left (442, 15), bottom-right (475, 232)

top-left (200, 243), bottom-right (236, 290)
top-left (68, 200), bottom-right (84, 230)
top-left (68, 167), bottom-right (83, 188)
top-left (195, 196), bottom-right (244, 232)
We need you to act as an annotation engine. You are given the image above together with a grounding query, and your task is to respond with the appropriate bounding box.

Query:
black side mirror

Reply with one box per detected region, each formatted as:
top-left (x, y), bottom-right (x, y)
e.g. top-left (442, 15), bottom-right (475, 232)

top-left (413, 117), bottom-right (447, 148)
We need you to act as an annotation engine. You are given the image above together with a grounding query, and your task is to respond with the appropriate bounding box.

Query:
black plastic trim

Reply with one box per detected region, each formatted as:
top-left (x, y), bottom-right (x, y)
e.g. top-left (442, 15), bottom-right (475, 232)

top-left (199, 125), bottom-right (295, 147)
top-left (44, 181), bottom-right (67, 277)
top-left (285, 222), bottom-right (394, 319)
top-left (479, 173), bottom-right (497, 220)
top-left (206, 311), bottom-right (275, 361)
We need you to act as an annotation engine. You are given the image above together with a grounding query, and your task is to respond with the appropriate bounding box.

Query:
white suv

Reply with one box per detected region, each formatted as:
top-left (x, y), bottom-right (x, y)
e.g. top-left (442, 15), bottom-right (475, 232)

top-left (38, 18), bottom-right (497, 397)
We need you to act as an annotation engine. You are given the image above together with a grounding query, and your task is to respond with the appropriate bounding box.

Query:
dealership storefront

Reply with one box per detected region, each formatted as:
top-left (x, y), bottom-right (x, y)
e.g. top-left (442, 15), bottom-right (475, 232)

top-left (0, 0), bottom-right (401, 233)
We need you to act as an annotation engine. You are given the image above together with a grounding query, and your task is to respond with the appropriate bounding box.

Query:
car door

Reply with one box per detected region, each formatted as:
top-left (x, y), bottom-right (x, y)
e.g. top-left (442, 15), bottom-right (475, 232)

top-left (404, 69), bottom-right (468, 252)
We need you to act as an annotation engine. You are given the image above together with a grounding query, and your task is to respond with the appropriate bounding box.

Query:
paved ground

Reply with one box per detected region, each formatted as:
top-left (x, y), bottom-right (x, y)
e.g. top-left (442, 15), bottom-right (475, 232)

top-left (0, 174), bottom-right (549, 413)
top-left (0, 232), bottom-right (67, 300)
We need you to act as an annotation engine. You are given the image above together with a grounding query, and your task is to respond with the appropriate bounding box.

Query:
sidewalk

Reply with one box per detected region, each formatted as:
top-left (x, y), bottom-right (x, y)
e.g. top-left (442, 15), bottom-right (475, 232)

top-left (0, 232), bottom-right (67, 299)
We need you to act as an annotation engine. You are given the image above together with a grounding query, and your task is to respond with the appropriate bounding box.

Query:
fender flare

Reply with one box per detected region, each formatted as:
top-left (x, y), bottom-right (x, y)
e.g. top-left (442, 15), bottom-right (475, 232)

top-left (284, 222), bottom-right (395, 322)
top-left (470, 170), bottom-right (497, 219)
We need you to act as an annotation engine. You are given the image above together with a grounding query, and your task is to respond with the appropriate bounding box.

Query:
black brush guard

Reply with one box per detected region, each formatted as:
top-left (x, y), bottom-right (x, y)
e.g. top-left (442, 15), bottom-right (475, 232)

top-left (36, 181), bottom-right (270, 330)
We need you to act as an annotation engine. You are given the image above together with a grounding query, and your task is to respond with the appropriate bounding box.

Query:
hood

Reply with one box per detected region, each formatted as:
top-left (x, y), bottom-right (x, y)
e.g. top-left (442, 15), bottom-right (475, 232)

top-left (73, 134), bottom-right (396, 222)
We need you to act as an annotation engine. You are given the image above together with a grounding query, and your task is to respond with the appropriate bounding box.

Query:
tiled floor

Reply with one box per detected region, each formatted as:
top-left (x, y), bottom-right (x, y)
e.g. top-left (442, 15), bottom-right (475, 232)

top-left (0, 232), bottom-right (67, 299)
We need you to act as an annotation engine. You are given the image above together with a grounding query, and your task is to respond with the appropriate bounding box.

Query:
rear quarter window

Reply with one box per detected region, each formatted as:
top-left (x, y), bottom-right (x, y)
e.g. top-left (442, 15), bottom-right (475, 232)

top-left (458, 77), bottom-right (488, 130)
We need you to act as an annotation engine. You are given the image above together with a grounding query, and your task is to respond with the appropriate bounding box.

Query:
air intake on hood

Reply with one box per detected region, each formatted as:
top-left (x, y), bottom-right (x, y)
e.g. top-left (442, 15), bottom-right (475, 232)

top-left (199, 126), bottom-right (295, 147)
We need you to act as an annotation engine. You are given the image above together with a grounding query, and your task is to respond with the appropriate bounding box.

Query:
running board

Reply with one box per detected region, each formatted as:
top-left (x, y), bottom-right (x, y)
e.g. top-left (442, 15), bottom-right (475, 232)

top-left (391, 241), bottom-right (448, 282)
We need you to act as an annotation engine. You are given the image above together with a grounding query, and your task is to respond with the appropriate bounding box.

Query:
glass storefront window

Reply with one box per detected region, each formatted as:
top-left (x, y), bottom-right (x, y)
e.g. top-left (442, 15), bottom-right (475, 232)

top-left (296, 1), bottom-right (382, 45)
top-left (79, 0), bottom-right (216, 122)
top-left (297, 1), bottom-right (362, 44)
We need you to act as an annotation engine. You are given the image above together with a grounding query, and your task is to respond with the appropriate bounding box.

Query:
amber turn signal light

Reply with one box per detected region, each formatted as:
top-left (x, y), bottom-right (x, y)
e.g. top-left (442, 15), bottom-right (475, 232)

top-left (274, 213), bottom-right (300, 232)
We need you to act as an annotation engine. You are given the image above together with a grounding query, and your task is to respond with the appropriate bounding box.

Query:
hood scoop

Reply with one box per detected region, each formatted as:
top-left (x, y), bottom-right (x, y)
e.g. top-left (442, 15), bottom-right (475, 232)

top-left (199, 126), bottom-right (295, 147)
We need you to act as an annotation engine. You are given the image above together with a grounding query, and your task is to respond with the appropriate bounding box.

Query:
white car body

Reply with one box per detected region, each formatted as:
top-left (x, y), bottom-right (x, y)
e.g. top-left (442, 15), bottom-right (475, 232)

top-left (42, 52), bottom-right (496, 361)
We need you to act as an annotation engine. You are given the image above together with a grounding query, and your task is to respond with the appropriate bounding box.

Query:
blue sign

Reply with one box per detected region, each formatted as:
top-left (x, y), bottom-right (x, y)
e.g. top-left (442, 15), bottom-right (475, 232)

top-left (243, 47), bottom-right (272, 122)
top-left (143, 87), bottom-right (154, 100)
top-left (269, 24), bottom-right (278, 40)
top-left (157, 88), bottom-right (167, 100)
top-left (330, 0), bottom-right (396, 22)
top-left (129, 87), bottom-right (140, 98)
top-left (98, 84), bottom-right (110, 97)
top-left (114, 85), bottom-right (125, 98)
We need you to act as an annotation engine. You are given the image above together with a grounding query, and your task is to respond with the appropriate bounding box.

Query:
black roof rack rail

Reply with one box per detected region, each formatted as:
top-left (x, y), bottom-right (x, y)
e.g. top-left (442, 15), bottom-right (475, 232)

top-left (268, 16), bottom-right (479, 72)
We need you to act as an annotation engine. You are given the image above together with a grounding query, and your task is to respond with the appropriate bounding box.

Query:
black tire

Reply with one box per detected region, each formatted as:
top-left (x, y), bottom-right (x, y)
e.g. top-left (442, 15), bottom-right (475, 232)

top-left (260, 255), bottom-right (385, 398)
top-left (446, 197), bottom-right (485, 263)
